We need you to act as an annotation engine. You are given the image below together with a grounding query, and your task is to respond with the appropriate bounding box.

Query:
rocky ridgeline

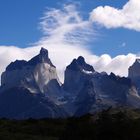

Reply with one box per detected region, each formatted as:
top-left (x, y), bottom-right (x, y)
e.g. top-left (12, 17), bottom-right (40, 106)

top-left (0, 48), bottom-right (140, 119)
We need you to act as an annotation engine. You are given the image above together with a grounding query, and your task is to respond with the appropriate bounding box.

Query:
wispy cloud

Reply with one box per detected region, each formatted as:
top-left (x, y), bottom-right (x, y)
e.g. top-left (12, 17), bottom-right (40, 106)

top-left (39, 4), bottom-right (94, 45)
top-left (90, 0), bottom-right (140, 31)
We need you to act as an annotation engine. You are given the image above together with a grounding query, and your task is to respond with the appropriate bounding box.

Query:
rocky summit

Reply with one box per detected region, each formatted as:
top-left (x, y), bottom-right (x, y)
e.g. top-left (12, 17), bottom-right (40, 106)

top-left (0, 48), bottom-right (140, 119)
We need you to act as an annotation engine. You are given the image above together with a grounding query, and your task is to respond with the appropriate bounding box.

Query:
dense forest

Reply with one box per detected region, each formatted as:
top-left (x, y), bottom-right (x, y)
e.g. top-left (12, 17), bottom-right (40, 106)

top-left (0, 108), bottom-right (140, 140)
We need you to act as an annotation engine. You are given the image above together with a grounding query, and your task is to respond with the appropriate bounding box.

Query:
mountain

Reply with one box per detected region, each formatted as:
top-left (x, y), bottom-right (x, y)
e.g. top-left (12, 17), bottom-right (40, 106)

top-left (0, 48), bottom-right (67, 119)
top-left (63, 58), bottom-right (140, 116)
top-left (129, 59), bottom-right (140, 94)
top-left (63, 56), bottom-right (95, 95)
top-left (0, 48), bottom-right (140, 119)
top-left (1, 48), bottom-right (62, 101)
top-left (129, 59), bottom-right (140, 79)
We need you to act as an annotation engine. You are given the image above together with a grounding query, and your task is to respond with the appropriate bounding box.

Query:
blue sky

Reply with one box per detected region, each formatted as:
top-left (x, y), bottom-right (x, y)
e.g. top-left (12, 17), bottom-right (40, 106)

top-left (0, 0), bottom-right (139, 57)
top-left (0, 0), bottom-right (140, 81)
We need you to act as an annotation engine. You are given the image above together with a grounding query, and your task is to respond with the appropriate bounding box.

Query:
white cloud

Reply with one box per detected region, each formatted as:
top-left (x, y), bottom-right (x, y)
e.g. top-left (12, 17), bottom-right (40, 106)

top-left (0, 4), bottom-right (139, 84)
top-left (90, 0), bottom-right (140, 31)
top-left (92, 53), bottom-right (137, 77)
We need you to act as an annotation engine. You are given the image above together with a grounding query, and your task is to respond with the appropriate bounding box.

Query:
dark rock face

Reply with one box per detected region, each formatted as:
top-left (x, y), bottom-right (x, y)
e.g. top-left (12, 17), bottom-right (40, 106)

top-left (109, 72), bottom-right (132, 87)
top-left (27, 48), bottom-right (55, 67)
top-left (129, 59), bottom-right (140, 79)
top-left (66, 56), bottom-right (94, 72)
top-left (69, 71), bottom-right (135, 116)
top-left (0, 87), bottom-right (67, 119)
top-left (63, 56), bottom-right (94, 95)
top-left (74, 80), bottom-right (96, 117)
top-left (128, 59), bottom-right (140, 94)
top-left (6, 60), bottom-right (27, 71)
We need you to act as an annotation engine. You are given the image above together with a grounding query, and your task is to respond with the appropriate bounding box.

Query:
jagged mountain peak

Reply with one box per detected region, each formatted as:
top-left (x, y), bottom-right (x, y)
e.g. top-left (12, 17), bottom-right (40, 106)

top-left (129, 58), bottom-right (140, 79)
top-left (130, 59), bottom-right (140, 67)
top-left (77, 56), bottom-right (85, 64)
top-left (109, 72), bottom-right (132, 87)
top-left (40, 47), bottom-right (48, 56)
top-left (27, 47), bottom-right (55, 67)
top-left (6, 48), bottom-right (55, 72)
top-left (128, 59), bottom-right (140, 71)
top-left (67, 56), bottom-right (94, 73)
top-left (63, 56), bottom-right (95, 95)
top-left (1, 48), bottom-right (60, 95)
top-left (135, 59), bottom-right (140, 64)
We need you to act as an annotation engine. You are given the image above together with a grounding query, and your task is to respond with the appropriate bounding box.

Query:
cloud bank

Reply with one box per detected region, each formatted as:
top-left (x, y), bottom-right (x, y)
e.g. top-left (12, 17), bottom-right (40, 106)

top-left (0, 4), bottom-right (139, 83)
top-left (90, 0), bottom-right (140, 31)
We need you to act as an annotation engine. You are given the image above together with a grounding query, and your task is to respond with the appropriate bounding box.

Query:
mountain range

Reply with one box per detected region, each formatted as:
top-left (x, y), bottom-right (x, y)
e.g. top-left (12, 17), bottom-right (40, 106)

top-left (0, 47), bottom-right (140, 119)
